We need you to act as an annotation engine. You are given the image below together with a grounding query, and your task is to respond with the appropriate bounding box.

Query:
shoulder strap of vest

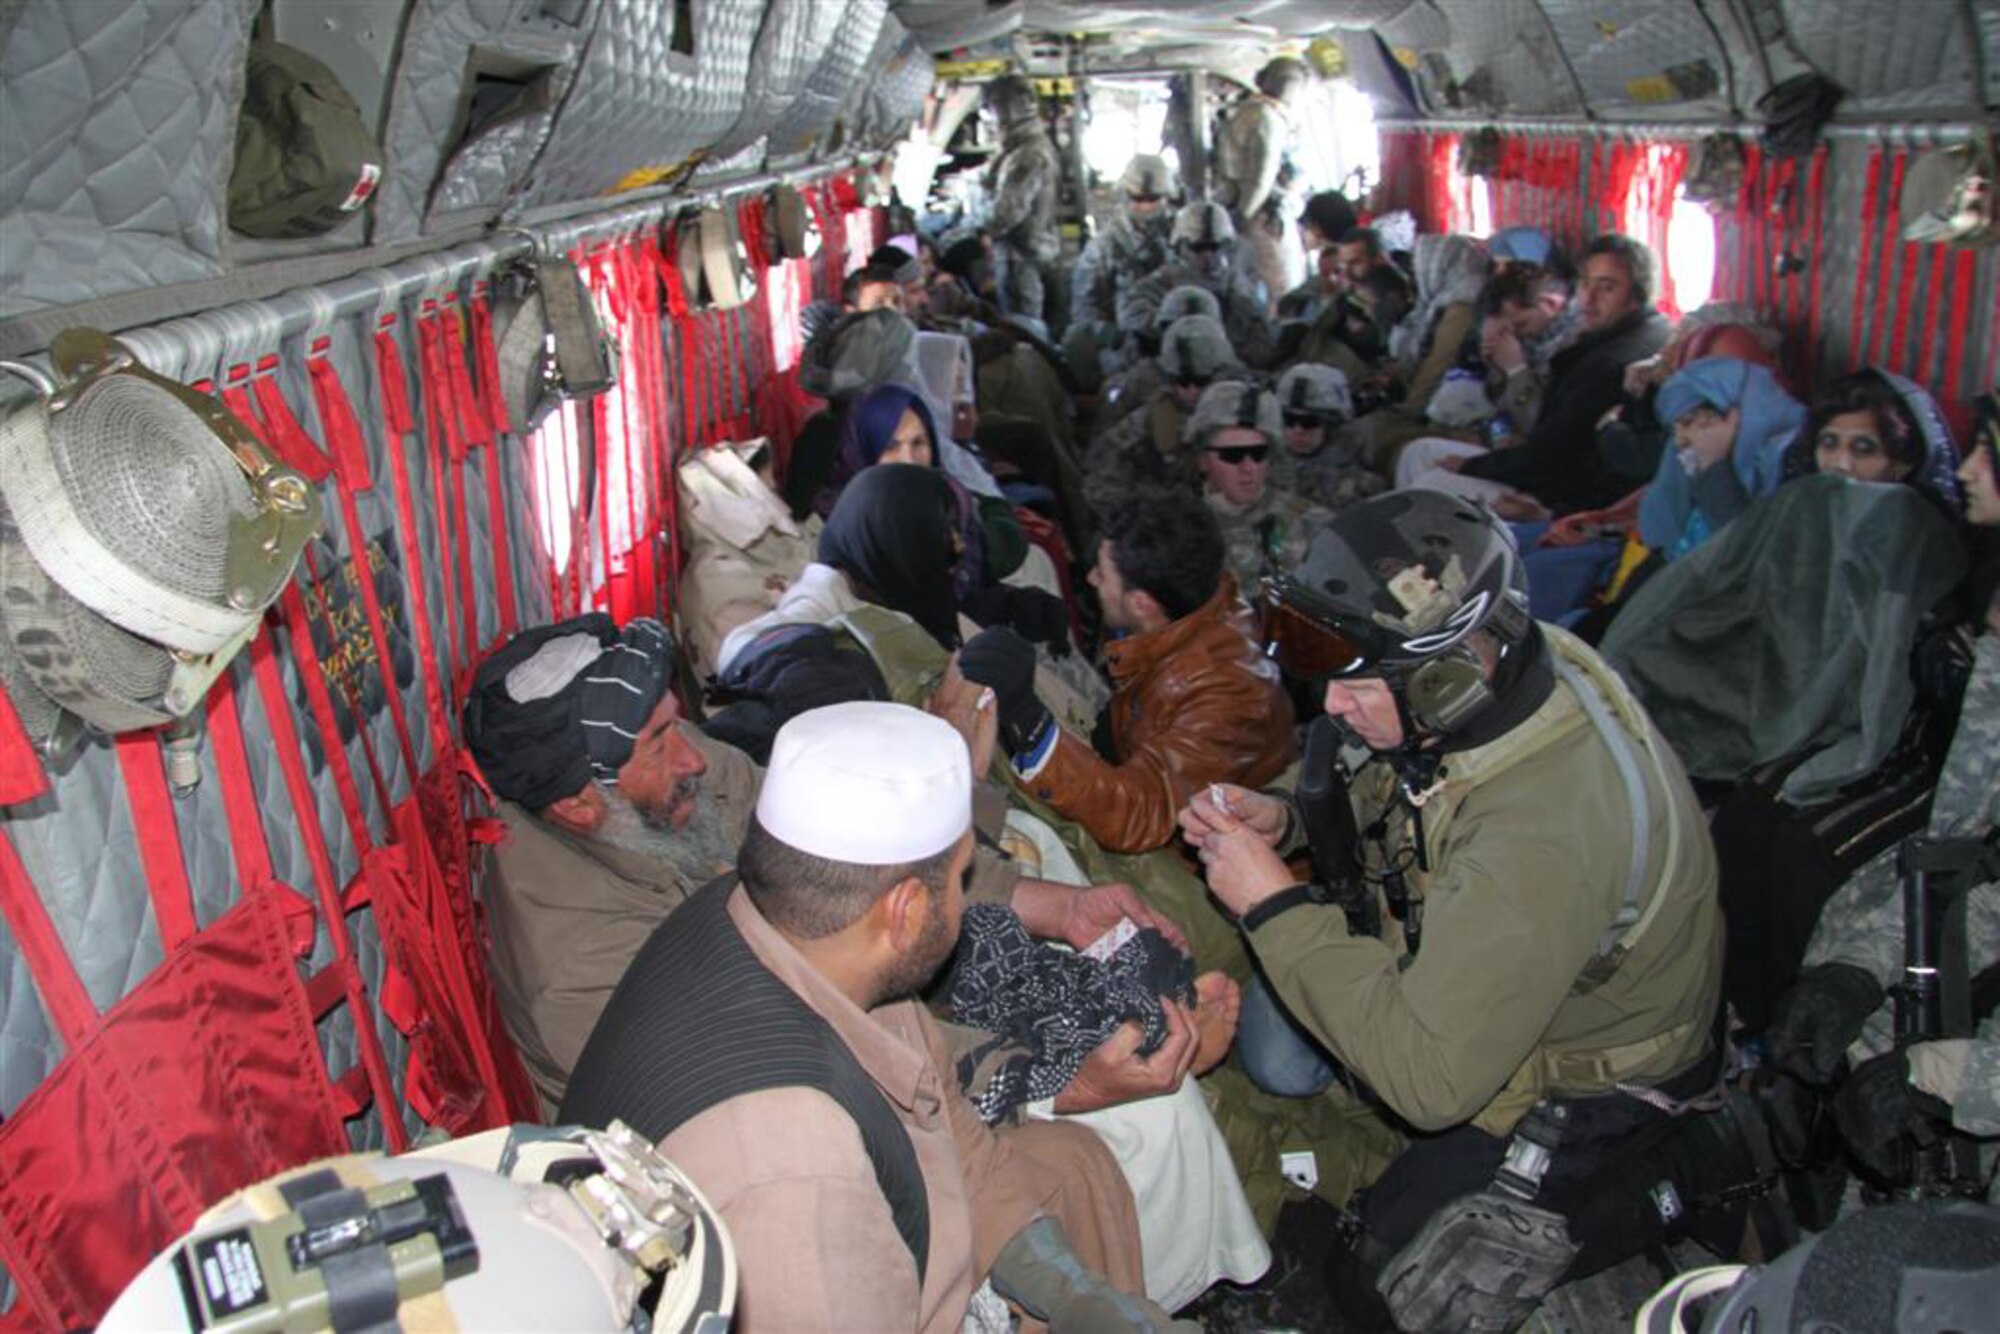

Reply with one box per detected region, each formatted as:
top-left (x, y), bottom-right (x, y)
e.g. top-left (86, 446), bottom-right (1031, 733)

top-left (558, 878), bottom-right (931, 1281)
top-left (1543, 626), bottom-right (1686, 991)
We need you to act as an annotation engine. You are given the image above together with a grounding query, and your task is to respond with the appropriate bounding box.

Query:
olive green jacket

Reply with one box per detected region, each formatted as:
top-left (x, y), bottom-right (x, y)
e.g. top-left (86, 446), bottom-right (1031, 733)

top-left (1249, 626), bottom-right (1723, 1136)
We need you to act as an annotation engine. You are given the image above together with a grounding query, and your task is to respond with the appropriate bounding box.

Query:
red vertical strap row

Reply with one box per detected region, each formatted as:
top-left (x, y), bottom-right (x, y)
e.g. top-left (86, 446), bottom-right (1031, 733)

top-left (1941, 249), bottom-right (1977, 435)
top-left (0, 683), bottom-right (49, 803)
top-left (0, 830), bottom-right (96, 1049)
top-left (457, 298), bottom-right (519, 643)
top-left (468, 282), bottom-right (513, 439)
top-left (204, 670), bottom-right (274, 892)
top-left (635, 232), bottom-right (674, 619)
top-left (247, 631), bottom-right (407, 1149)
top-left (307, 339), bottom-right (421, 782)
top-left (416, 300), bottom-right (480, 680)
top-left (250, 357), bottom-right (334, 481)
top-left (113, 735), bottom-right (199, 952)
top-left (1849, 148), bottom-right (1884, 370)
top-left (1803, 146), bottom-right (1829, 398)
top-left (1883, 152), bottom-right (1915, 373)
top-left (373, 316), bottom-right (454, 747)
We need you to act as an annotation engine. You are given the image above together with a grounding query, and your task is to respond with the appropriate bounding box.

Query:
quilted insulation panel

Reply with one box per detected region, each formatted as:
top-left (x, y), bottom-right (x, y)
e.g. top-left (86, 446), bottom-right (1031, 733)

top-left (1538, 0), bottom-right (1738, 117)
top-left (0, 0), bottom-right (257, 319)
top-left (841, 16), bottom-right (935, 157)
top-left (705, 0), bottom-right (855, 164)
top-left (1380, 0), bottom-right (1586, 118)
top-left (372, 0), bottom-right (588, 243)
top-left (519, 0), bottom-right (763, 208)
top-left (1784, 0), bottom-right (1994, 115)
top-left (766, 0), bottom-right (888, 166)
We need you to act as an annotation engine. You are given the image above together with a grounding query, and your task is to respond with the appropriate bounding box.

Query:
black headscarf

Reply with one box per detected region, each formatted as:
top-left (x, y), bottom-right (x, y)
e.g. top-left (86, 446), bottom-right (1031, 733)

top-left (818, 464), bottom-right (963, 649)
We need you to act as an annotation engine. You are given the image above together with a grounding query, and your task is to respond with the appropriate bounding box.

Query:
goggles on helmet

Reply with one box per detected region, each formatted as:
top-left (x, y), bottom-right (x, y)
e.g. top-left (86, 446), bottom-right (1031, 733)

top-left (1258, 577), bottom-right (1368, 680)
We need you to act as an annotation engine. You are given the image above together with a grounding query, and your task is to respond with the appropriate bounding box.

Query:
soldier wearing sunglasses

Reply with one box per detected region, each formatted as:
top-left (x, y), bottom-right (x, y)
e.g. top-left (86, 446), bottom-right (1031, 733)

top-left (1178, 492), bottom-right (1728, 1330)
top-left (1188, 383), bottom-right (1334, 595)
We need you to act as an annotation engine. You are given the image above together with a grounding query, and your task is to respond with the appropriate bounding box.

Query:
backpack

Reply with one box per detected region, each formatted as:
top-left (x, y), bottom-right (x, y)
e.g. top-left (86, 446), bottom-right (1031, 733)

top-left (228, 41), bottom-right (383, 238)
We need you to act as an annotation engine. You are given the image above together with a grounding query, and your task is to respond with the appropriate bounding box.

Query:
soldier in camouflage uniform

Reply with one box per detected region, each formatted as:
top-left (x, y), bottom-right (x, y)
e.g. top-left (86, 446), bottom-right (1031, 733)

top-left (1770, 419), bottom-right (2000, 1197)
top-left (1067, 155), bottom-right (1180, 386)
top-left (983, 75), bottom-right (1061, 325)
top-left (1267, 362), bottom-right (1385, 512)
top-left (1214, 57), bottom-right (1313, 305)
top-left (1188, 382), bottom-right (1334, 594)
top-left (1120, 203), bottom-right (1277, 369)
top-left (1083, 313), bottom-right (1243, 513)
top-left (1100, 284), bottom-right (1222, 427)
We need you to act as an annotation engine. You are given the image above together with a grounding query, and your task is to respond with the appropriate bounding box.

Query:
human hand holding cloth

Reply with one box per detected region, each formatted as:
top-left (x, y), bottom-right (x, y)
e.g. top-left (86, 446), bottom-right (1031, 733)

top-left (956, 627), bottom-right (1051, 755)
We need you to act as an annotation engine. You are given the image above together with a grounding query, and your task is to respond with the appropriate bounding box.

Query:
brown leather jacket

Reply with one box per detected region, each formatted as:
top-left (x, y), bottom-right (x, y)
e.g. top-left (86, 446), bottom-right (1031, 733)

top-left (1029, 576), bottom-right (1296, 852)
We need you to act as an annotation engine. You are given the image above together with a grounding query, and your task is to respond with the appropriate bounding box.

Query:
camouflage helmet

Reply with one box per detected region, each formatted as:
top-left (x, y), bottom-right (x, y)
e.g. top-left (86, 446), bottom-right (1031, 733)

top-left (1275, 363), bottom-right (1354, 425)
top-left (1184, 381), bottom-right (1281, 449)
top-left (1118, 154), bottom-right (1179, 200)
top-left (1156, 314), bottom-right (1239, 381)
top-left (1255, 56), bottom-right (1313, 103)
top-left (1153, 284), bottom-right (1223, 332)
top-left (986, 75), bottom-right (1039, 126)
top-left (1172, 201), bottom-right (1236, 249)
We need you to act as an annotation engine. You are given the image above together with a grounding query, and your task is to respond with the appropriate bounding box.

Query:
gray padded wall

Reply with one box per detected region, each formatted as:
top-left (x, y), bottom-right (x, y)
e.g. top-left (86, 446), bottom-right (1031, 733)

top-left (372, 0), bottom-right (589, 243)
top-left (1540, 0), bottom-right (1738, 117)
top-left (840, 16), bottom-right (935, 156)
top-left (0, 0), bottom-right (258, 318)
top-left (766, 0), bottom-right (888, 167)
top-left (705, 0), bottom-right (854, 164)
top-left (519, 0), bottom-right (763, 208)
top-left (1785, 0), bottom-right (1991, 115)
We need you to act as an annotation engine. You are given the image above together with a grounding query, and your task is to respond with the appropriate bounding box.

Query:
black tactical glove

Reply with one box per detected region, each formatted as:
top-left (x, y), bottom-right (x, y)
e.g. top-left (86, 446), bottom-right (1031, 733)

top-left (1765, 962), bottom-right (1884, 1085)
top-left (964, 585), bottom-right (1072, 657)
top-left (1832, 1049), bottom-right (1952, 1182)
top-left (956, 627), bottom-right (1050, 757)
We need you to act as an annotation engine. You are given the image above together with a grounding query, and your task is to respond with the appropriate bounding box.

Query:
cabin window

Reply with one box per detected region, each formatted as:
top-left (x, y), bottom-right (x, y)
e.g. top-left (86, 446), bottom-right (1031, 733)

top-left (1080, 77), bottom-right (1173, 183)
top-left (1666, 190), bottom-right (1717, 311)
top-left (1294, 79), bottom-right (1380, 202)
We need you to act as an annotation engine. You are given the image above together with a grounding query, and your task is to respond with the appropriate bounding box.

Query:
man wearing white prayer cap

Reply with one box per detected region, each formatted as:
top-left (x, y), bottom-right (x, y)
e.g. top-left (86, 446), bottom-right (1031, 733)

top-left (560, 702), bottom-right (1193, 1333)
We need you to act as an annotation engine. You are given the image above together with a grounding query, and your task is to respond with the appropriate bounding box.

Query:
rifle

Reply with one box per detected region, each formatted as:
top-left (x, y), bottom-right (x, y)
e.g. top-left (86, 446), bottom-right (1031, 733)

top-left (1887, 829), bottom-right (2000, 1197)
top-left (1296, 716), bottom-right (1377, 938)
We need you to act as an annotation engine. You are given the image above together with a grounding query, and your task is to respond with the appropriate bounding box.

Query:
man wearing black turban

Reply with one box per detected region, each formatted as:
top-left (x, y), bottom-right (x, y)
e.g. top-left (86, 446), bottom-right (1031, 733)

top-left (464, 613), bottom-right (760, 1112)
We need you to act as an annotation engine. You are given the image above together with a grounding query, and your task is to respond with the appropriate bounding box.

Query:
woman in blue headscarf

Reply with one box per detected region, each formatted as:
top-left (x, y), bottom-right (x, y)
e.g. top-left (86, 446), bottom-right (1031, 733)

top-left (1638, 356), bottom-right (1808, 562)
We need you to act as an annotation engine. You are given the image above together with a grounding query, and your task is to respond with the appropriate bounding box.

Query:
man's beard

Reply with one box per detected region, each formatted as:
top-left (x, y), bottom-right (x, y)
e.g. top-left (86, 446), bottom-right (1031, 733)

top-left (593, 781), bottom-right (742, 888)
top-left (870, 891), bottom-right (958, 1006)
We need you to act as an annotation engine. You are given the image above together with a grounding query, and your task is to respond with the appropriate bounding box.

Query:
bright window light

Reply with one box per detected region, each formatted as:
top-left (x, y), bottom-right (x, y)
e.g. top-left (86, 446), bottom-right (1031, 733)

top-left (1081, 78), bottom-right (1171, 183)
top-left (1468, 176), bottom-right (1493, 237)
top-left (1296, 79), bottom-right (1380, 200)
top-left (1666, 191), bottom-right (1717, 311)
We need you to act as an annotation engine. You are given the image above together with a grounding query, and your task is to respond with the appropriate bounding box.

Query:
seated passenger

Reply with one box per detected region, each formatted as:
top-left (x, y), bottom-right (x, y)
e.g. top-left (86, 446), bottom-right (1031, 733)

top-left (1781, 367), bottom-right (1970, 516)
top-left (1067, 153), bottom-right (1180, 384)
top-left (1188, 382), bottom-right (1335, 592)
top-left (1085, 313), bottom-right (1243, 500)
top-left (1268, 361), bottom-right (1382, 511)
top-left (1765, 421), bottom-right (1999, 1195)
top-left (674, 438), bottom-right (822, 679)
top-left (955, 490), bottom-right (1297, 854)
top-left (1099, 284), bottom-right (1223, 426)
top-left (1635, 356), bottom-right (1807, 560)
top-left (558, 702), bottom-right (1176, 1332)
top-left (1441, 234), bottom-right (1674, 514)
top-left (1118, 202), bottom-right (1276, 369)
top-left (1277, 191), bottom-right (1361, 325)
top-left (1183, 493), bottom-right (1736, 1329)
top-left (1474, 260), bottom-right (1579, 438)
top-left (1486, 225), bottom-right (1561, 273)
top-left (1382, 233), bottom-right (1492, 425)
top-left (1294, 260), bottom-right (1409, 391)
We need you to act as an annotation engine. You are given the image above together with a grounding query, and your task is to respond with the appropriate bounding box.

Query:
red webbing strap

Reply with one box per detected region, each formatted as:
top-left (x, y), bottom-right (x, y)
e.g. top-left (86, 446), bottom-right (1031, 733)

top-left (632, 238), bottom-right (671, 618)
top-left (248, 630), bottom-right (406, 1148)
top-left (1872, 152), bottom-right (1907, 368)
top-left (1942, 248), bottom-right (1977, 428)
top-left (204, 670), bottom-right (274, 893)
top-left (113, 734), bottom-right (198, 952)
top-left (0, 828), bottom-right (96, 1048)
top-left (610, 243), bottom-right (660, 621)
top-left (442, 296), bottom-right (493, 450)
top-left (373, 316), bottom-right (453, 744)
top-left (1804, 146), bottom-right (1829, 398)
top-left (0, 681), bottom-right (48, 804)
top-left (249, 356), bottom-right (334, 482)
top-left (468, 282), bottom-right (512, 438)
top-left (307, 342), bottom-right (420, 780)
top-left (1887, 152), bottom-right (1917, 373)
top-left (304, 339), bottom-right (375, 489)
top-left (480, 420), bottom-right (522, 642)
top-left (279, 584), bottom-right (378, 862)
top-left (416, 301), bottom-right (479, 676)
top-left (1849, 147), bottom-right (1884, 369)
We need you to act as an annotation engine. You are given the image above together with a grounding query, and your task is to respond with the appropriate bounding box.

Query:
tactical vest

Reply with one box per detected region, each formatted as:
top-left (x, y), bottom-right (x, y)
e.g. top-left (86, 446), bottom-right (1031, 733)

top-left (557, 878), bottom-right (930, 1279)
top-left (1360, 626), bottom-right (1704, 1130)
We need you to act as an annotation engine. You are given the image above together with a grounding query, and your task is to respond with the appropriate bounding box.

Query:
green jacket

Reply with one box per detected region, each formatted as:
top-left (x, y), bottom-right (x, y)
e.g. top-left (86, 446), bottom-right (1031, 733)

top-left (1249, 626), bottom-right (1723, 1136)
